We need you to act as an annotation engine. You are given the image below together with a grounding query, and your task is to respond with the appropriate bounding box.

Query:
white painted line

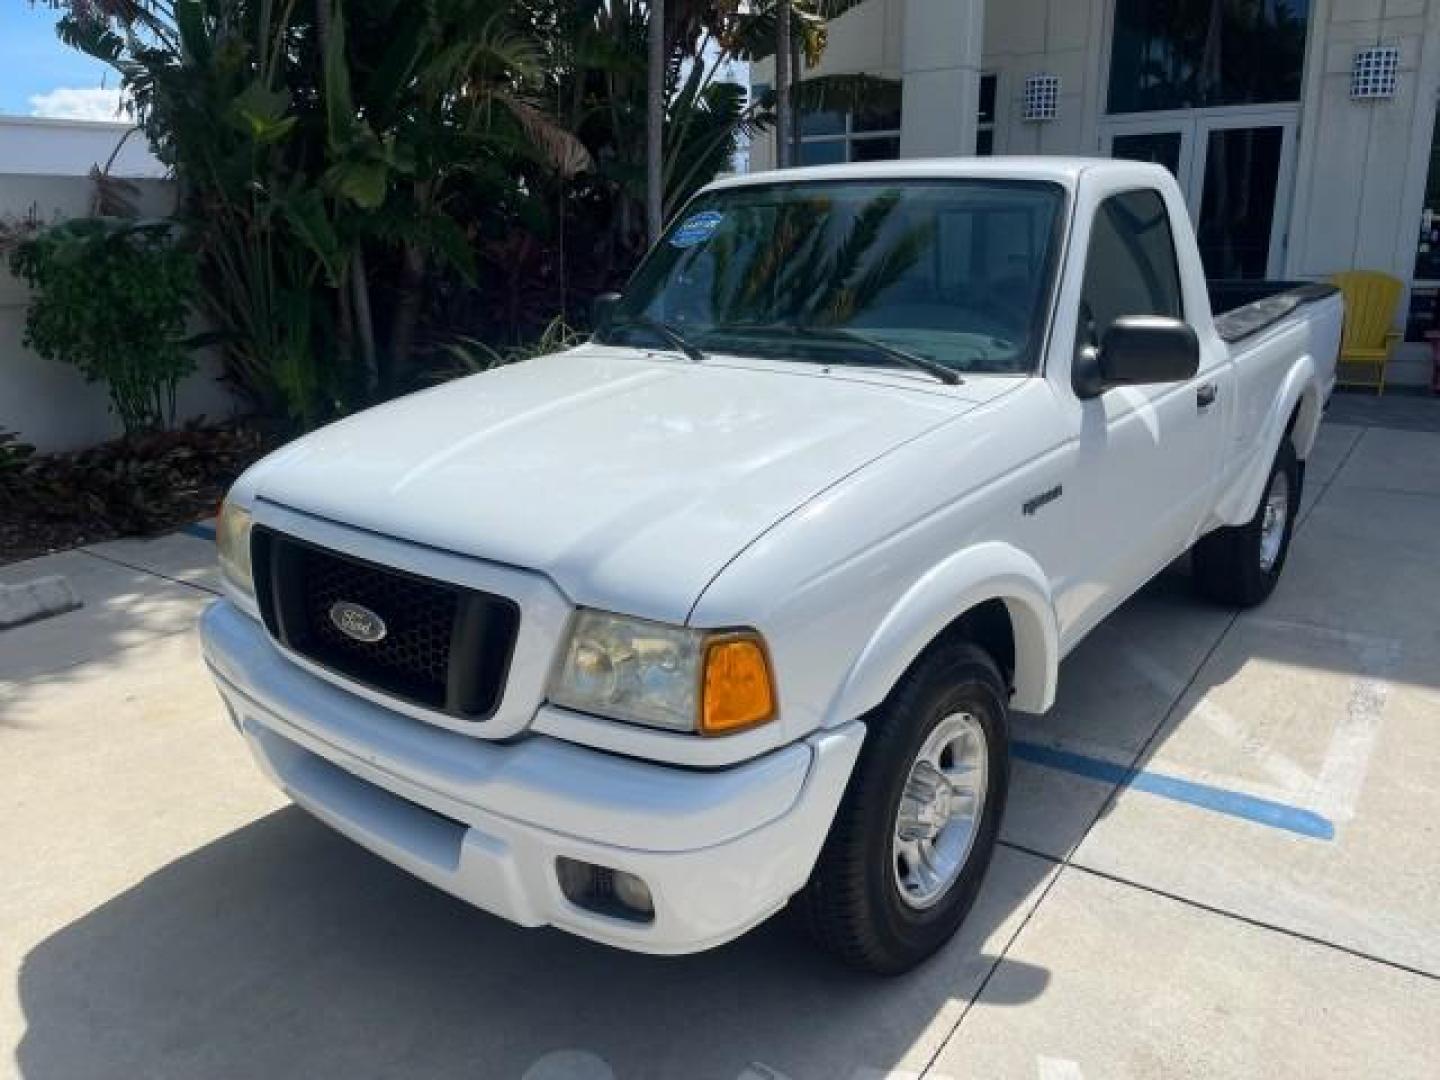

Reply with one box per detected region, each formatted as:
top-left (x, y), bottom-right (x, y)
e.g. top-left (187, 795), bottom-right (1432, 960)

top-left (1311, 637), bottom-right (1399, 821)
top-left (1037, 1056), bottom-right (1086, 1080)
top-left (1119, 644), bottom-right (1323, 800)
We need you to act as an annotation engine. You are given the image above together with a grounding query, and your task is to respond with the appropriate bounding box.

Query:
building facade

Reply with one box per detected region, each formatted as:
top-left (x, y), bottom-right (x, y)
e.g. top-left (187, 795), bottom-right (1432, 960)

top-left (751, 0), bottom-right (1440, 383)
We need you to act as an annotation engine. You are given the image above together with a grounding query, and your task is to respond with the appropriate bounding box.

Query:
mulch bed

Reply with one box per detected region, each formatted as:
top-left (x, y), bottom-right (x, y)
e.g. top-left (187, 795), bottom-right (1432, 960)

top-left (0, 424), bottom-right (272, 566)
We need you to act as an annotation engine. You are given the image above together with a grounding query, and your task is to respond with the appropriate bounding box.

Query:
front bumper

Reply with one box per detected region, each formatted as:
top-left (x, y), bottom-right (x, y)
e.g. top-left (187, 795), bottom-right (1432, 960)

top-left (200, 601), bottom-right (864, 955)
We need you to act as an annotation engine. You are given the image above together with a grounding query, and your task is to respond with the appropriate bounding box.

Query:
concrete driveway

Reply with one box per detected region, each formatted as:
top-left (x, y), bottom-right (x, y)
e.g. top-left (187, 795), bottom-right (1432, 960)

top-left (3, 413), bottom-right (1439, 1079)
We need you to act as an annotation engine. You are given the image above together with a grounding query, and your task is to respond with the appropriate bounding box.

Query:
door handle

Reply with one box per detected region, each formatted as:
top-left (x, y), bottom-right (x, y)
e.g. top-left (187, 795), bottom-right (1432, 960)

top-left (1197, 382), bottom-right (1218, 410)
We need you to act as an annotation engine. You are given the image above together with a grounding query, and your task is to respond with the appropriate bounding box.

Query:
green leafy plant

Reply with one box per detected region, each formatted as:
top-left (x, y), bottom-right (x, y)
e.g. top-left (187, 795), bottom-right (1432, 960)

top-left (429, 316), bottom-right (587, 381)
top-left (35, 0), bottom-right (861, 427)
top-left (8, 218), bottom-right (197, 435)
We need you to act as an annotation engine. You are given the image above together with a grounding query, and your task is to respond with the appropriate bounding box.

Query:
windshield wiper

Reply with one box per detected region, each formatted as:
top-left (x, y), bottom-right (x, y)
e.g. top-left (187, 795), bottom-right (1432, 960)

top-left (609, 317), bottom-right (707, 364)
top-left (797, 326), bottom-right (962, 386)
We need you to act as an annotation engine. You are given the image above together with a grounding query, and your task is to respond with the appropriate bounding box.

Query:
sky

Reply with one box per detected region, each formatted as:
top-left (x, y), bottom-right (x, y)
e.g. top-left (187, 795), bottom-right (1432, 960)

top-left (0, 3), bottom-right (122, 120)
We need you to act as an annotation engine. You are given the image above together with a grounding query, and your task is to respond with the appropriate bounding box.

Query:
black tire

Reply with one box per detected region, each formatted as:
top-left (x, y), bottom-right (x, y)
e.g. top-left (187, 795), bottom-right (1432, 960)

top-left (1193, 438), bottom-right (1300, 608)
top-left (795, 641), bottom-right (1010, 975)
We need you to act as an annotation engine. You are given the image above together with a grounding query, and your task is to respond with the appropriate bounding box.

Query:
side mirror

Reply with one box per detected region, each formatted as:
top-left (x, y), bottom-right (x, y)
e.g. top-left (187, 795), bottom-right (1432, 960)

top-left (592, 292), bottom-right (622, 335)
top-left (1073, 316), bottom-right (1199, 400)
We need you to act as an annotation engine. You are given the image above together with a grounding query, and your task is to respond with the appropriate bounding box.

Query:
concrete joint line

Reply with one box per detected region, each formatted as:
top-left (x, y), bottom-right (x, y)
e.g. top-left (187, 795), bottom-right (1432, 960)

top-left (999, 841), bottom-right (1440, 985)
top-left (1296, 423), bottom-right (1367, 532)
top-left (78, 547), bottom-right (222, 598)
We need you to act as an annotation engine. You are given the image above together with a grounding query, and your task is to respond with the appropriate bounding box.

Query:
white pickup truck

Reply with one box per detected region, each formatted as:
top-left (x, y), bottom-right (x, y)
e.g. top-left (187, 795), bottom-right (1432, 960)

top-left (202, 159), bottom-right (1342, 973)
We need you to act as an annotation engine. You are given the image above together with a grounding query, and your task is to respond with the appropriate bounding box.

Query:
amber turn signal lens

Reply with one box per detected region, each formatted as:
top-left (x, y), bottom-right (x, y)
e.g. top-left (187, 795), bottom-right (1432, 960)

top-left (701, 636), bottom-right (777, 736)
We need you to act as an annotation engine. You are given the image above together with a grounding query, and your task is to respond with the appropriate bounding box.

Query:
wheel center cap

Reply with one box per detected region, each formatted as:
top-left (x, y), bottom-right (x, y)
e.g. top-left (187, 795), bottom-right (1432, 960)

top-left (898, 761), bottom-right (955, 840)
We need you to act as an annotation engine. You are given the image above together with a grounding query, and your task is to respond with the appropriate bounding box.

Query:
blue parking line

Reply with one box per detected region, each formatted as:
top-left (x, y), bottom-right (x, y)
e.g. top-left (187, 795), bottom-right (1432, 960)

top-left (182, 521), bottom-right (216, 541)
top-left (1012, 740), bottom-right (1335, 841)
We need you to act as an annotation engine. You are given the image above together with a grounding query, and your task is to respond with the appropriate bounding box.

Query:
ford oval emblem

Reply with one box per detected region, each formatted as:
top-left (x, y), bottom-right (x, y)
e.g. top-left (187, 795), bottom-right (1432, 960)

top-left (329, 600), bottom-right (388, 644)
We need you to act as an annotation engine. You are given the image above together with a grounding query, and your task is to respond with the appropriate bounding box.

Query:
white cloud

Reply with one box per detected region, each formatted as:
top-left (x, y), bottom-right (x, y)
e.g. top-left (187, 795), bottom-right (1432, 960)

top-left (28, 85), bottom-right (126, 122)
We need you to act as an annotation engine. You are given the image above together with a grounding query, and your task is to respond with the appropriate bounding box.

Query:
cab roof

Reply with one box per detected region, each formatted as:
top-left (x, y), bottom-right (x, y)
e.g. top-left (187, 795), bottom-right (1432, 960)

top-left (704, 156), bottom-right (1151, 193)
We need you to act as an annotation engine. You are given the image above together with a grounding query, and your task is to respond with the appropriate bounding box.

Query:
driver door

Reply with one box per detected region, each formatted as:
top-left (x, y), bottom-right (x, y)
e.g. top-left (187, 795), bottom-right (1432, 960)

top-left (1054, 188), bottom-right (1228, 646)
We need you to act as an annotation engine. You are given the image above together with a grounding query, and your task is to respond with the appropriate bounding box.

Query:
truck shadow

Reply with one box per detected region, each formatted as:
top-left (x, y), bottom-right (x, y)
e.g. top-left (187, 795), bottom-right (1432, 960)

top-left (14, 805), bottom-right (1052, 1080)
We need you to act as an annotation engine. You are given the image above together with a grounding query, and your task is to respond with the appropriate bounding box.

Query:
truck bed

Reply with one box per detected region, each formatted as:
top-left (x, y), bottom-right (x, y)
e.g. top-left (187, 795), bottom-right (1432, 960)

top-left (1207, 280), bottom-right (1342, 344)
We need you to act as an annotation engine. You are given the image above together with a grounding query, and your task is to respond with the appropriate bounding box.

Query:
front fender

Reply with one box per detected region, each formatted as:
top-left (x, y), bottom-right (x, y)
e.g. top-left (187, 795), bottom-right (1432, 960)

top-left (830, 542), bottom-right (1060, 720)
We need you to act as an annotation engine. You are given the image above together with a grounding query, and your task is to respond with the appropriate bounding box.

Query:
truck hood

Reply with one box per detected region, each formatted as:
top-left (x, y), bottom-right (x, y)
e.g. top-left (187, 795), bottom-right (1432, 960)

top-left (250, 346), bottom-right (995, 623)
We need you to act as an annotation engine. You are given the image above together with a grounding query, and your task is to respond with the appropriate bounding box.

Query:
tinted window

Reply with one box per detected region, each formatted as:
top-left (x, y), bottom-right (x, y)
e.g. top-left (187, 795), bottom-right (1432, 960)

top-left (1108, 0), bottom-right (1310, 114)
top-left (1077, 190), bottom-right (1183, 350)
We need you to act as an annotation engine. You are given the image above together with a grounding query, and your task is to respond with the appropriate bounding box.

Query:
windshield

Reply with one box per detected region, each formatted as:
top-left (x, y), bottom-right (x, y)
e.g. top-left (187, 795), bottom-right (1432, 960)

top-left (602, 178), bottom-right (1067, 376)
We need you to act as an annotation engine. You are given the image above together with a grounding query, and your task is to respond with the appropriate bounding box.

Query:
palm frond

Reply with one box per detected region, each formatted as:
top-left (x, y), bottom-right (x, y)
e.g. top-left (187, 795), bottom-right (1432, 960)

top-left (496, 92), bottom-right (594, 178)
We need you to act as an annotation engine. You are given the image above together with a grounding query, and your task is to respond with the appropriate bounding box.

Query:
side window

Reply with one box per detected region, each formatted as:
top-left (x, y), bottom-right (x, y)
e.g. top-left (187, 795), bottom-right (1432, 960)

top-left (1077, 189), bottom-right (1183, 349)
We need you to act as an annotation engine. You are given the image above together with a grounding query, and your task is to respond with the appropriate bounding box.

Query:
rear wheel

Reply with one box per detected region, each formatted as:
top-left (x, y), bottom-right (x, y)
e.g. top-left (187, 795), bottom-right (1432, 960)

top-left (796, 641), bottom-right (1009, 974)
top-left (1193, 438), bottom-right (1300, 607)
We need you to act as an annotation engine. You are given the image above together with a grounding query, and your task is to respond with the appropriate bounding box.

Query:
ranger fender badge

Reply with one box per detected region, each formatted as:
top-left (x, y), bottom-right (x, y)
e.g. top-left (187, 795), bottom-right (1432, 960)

top-left (1023, 485), bottom-right (1063, 516)
top-left (329, 600), bottom-right (388, 643)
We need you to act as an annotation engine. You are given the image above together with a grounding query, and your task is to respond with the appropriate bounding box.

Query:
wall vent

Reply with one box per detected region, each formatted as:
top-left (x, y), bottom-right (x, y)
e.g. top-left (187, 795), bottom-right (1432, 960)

top-left (1022, 74), bottom-right (1060, 122)
top-left (1351, 45), bottom-right (1400, 100)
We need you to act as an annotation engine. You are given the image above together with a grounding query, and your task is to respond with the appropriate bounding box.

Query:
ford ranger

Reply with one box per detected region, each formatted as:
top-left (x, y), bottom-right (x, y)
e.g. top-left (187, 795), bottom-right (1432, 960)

top-left (201, 159), bottom-right (1343, 973)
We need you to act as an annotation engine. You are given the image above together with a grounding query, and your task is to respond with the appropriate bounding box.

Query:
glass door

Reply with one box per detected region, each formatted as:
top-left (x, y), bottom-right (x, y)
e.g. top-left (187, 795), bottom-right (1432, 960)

top-left (1109, 129), bottom-right (1187, 180)
top-left (1101, 109), bottom-right (1297, 280)
top-left (1104, 119), bottom-right (1192, 183)
top-left (1192, 113), bottom-right (1297, 281)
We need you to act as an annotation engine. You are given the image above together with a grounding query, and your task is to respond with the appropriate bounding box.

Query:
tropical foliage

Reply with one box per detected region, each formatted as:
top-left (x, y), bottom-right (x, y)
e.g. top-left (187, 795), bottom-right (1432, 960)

top-left (37, 1), bottom-right (786, 428)
top-left (35, 1), bottom-right (880, 431)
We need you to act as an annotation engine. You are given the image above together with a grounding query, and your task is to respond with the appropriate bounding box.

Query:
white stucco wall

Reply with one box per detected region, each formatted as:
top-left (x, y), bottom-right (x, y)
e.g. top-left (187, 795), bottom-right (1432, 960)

top-left (1288, 0), bottom-right (1440, 284)
top-left (982, 0), bottom-right (1106, 157)
top-left (0, 172), bottom-right (235, 453)
top-left (899, 0), bottom-right (985, 157)
top-left (0, 115), bottom-right (166, 179)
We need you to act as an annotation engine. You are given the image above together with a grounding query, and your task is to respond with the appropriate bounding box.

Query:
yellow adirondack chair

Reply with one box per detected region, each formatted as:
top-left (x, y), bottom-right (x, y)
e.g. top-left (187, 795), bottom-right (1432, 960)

top-left (1329, 270), bottom-right (1405, 395)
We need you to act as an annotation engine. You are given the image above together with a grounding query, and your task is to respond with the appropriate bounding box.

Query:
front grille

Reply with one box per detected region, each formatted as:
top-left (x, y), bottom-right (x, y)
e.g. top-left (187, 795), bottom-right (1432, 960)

top-left (252, 527), bottom-right (519, 719)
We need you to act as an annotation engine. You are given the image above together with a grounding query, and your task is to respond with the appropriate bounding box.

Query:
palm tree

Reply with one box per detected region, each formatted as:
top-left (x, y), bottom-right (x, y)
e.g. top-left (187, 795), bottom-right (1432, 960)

top-left (775, 0), bottom-right (793, 167)
top-left (647, 0), bottom-right (666, 240)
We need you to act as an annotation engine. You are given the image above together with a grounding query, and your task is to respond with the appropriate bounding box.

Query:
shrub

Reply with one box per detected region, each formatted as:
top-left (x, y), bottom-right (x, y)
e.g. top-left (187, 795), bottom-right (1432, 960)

top-left (8, 218), bottom-right (198, 435)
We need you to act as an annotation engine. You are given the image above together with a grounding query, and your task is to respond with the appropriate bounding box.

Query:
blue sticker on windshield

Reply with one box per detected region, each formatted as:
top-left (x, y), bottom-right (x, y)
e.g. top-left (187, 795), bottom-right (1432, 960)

top-left (670, 210), bottom-right (724, 249)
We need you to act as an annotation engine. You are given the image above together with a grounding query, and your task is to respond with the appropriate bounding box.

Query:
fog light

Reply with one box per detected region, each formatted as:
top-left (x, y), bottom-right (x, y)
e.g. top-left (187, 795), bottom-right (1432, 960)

top-left (555, 857), bottom-right (655, 924)
top-left (612, 870), bottom-right (654, 916)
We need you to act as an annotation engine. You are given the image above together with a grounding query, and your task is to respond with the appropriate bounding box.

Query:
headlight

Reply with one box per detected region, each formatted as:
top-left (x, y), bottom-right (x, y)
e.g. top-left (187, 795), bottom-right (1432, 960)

top-left (549, 610), bottom-right (777, 736)
top-left (216, 499), bottom-right (255, 599)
